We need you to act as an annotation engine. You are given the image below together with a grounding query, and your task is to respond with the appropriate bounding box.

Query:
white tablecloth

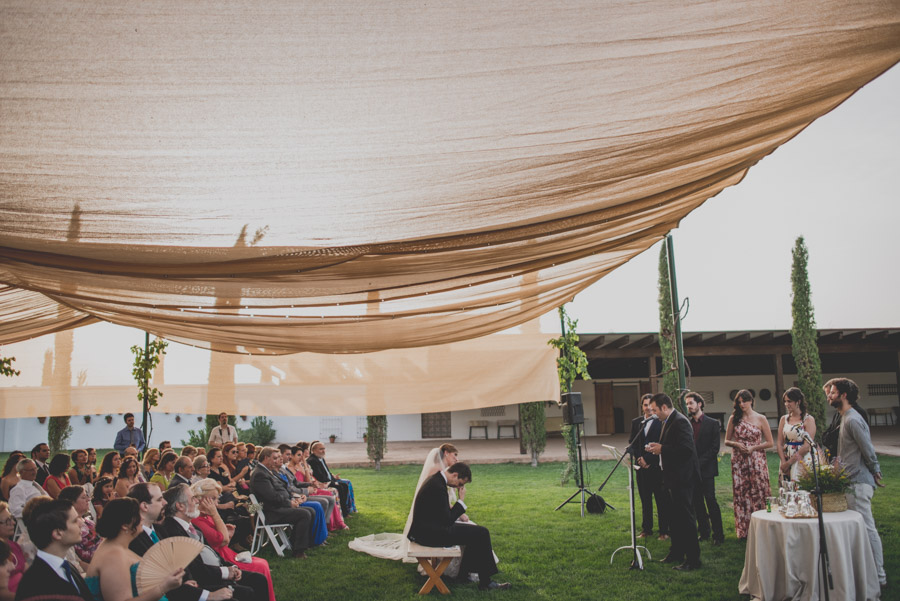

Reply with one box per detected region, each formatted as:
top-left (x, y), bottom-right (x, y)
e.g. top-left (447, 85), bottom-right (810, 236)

top-left (739, 509), bottom-right (880, 601)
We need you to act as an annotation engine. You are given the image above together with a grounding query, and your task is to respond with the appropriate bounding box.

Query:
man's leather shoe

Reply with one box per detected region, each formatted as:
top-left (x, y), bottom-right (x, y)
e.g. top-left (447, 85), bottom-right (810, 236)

top-left (674, 561), bottom-right (701, 571)
top-left (636, 531), bottom-right (650, 539)
top-left (659, 554), bottom-right (681, 564)
top-left (657, 534), bottom-right (670, 541)
top-left (478, 580), bottom-right (511, 591)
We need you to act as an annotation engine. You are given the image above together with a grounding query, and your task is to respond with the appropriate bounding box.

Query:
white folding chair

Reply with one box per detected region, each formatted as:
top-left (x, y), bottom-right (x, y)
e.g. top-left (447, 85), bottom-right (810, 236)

top-left (248, 493), bottom-right (294, 557)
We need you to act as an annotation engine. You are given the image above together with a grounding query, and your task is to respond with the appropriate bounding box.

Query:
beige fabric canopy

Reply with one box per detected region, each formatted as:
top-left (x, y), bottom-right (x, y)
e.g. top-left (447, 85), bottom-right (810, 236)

top-left (1, 0), bottom-right (899, 355)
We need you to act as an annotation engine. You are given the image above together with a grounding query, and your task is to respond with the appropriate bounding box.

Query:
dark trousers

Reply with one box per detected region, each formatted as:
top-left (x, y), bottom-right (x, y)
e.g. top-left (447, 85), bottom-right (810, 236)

top-left (230, 571), bottom-right (270, 601)
top-left (693, 477), bottom-right (723, 541)
top-left (444, 523), bottom-right (499, 582)
top-left (268, 505), bottom-right (315, 551)
top-left (666, 484), bottom-right (700, 565)
top-left (331, 480), bottom-right (352, 516)
top-left (636, 466), bottom-right (669, 535)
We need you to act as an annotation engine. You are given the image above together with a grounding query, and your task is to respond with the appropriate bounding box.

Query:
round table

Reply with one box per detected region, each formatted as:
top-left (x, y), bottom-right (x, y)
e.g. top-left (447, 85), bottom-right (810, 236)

top-left (738, 509), bottom-right (880, 601)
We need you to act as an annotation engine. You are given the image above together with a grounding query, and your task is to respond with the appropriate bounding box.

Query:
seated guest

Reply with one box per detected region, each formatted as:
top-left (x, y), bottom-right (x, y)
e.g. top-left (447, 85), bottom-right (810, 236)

top-left (180, 446), bottom-right (198, 460)
top-left (8, 460), bottom-right (46, 520)
top-left (191, 456), bottom-right (210, 485)
top-left (207, 449), bottom-right (235, 492)
top-left (92, 477), bottom-right (116, 519)
top-left (98, 451), bottom-right (123, 482)
top-left (159, 441), bottom-right (173, 454)
top-left (291, 444), bottom-right (345, 532)
top-left (307, 441), bottom-right (356, 517)
top-left (141, 449), bottom-right (160, 482)
top-left (0, 453), bottom-right (25, 503)
top-left (42, 454), bottom-right (73, 499)
top-left (85, 448), bottom-right (99, 484)
top-left (248, 447), bottom-right (315, 559)
top-left (126, 482), bottom-right (234, 601)
top-left (58, 486), bottom-right (101, 570)
top-left (0, 503), bottom-right (25, 595)
top-left (14, 499), bottom-right (94, 600)
top-left (170, 457), bottom-right (194, 489)
top-left (159, 485), bottom-right (269, 601)
top-left (68, 449), bottom-right (93, 488)
top-left (86, 498), bottom-right (182, 601)
top-left (222, 444), bottom-right (250, 493)
top-left (30, 444), bottom-right (51, 487)
top-left (239, 445), bottom-right (257, 474)
top-left (0, 540), bottom-right (14, 601)
top-left (408, 463), bottom-right (509, 590)
top-left (116, 457), bottom-right (142, 499)
top-left (149, 452), bottom-right (178, 491)
top-left (271, 449), bottom-right (326, 546)
top-left (190, 479), bottom-right (275, 601)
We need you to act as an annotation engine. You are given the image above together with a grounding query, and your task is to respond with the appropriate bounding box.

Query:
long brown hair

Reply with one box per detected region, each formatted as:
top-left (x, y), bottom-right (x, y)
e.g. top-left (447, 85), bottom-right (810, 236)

top-left (732, 389), bottom-right (754, 426)
top-left (783, 387), bottom-right (807, 421)
top-left (222, 442), bottom-right (238, 474)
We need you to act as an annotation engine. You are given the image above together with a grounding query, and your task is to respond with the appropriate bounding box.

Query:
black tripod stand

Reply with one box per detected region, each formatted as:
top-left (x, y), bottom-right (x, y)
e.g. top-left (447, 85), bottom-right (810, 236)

top-left (554, 422), bottom-right (596, 517)
top-left (806, 437), bottom-right (833, 600)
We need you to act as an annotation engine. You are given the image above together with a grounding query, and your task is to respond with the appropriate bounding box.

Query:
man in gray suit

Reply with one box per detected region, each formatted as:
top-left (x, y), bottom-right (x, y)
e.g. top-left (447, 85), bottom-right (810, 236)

top-left (248, 447), bottom-right (315, 558)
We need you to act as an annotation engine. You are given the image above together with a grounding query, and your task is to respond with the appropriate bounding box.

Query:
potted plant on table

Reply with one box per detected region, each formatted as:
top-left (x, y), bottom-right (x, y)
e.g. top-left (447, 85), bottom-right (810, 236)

top-left (797, 458), bottom-right (852, 512)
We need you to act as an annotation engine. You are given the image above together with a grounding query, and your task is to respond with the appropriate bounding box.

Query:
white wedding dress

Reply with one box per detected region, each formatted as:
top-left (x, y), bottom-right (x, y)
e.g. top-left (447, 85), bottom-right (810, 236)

top-left (348, 448), bottom-right (497, 579)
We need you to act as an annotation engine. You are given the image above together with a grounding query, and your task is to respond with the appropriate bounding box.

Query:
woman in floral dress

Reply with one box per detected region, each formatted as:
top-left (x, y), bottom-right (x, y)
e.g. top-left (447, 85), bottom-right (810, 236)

top-left (725, 389), bottom-right (774, 539)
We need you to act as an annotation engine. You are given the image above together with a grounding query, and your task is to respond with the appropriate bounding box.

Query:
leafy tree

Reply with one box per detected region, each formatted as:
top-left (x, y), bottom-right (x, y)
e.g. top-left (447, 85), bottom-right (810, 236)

top-left (0, 353), bottom-right (19, 378)
top-left (130, 337), bottom-right (168, 407)
top-left (366, 415), bottom-right (388, 470)
top-left (790, 237), bottom-right (826, 438)
top-left (519, 401), bottom-right (546, 467)
top-left (657, 243), bottom-right (683, 413)
top-left (238, 416), bottom-right (277, 446)
top-left (548, 305), bottom-right (590, 484)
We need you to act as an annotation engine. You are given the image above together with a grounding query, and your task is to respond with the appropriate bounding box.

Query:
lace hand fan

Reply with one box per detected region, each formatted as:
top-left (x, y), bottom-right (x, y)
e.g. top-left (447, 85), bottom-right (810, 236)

top-left (136, 536), bottom-right (204, 594)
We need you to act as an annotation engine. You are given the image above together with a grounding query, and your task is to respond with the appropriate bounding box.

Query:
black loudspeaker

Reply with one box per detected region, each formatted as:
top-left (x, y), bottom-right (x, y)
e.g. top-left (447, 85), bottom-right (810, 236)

top-left (560, 391), bottom-right (584, 425)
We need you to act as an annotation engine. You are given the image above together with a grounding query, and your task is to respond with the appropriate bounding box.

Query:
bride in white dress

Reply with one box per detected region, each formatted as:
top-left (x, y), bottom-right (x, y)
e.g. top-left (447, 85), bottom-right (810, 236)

top-left (348, 444), bottom-right (496, 579)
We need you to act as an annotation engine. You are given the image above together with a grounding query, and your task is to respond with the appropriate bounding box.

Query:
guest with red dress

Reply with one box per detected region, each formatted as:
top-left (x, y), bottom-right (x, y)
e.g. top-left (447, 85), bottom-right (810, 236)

top-left (0, 503), bottom-right (24, 595)
top-left (191, 478), bottom-right (275, 601)
top-left (42, 454), bottom-right (72, 499)
top-left (725, 389), bottom-right (774, 539)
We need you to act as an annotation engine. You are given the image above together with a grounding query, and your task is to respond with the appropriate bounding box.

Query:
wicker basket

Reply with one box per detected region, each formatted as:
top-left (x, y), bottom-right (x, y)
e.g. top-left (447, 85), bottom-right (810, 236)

top-left (820, 492), bottom-right (848, 512)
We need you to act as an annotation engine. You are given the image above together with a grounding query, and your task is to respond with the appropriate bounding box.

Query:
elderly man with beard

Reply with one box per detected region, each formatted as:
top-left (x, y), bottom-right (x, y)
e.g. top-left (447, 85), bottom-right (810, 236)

top-left (827, 378), bottom-right (886, 588)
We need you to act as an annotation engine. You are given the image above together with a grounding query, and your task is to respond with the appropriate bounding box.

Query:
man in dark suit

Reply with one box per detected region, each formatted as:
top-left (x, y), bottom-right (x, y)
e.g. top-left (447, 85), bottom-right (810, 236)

top-left (626, 393), bottom-right (670, 540)
top-left (645, 393), bottom-right (702, 571)
top-left (127, 482), bottom-right (234, 601)
top-left (306, 441), bottom-right (352, 517)
top-left (248, 447), bottom-right (315, 558)
top-left (158, 484), bottom-right (268, 601)
top-left (14, 499), bottom-right (94, 600)
top-left (686, 392), bottom-right (724, 545)
top-left (170, 457), bottom-right (194, 489)
top-left (408, 463), bottom-right (509, 591)
top-left (30, 442), bottom-right (51, 487)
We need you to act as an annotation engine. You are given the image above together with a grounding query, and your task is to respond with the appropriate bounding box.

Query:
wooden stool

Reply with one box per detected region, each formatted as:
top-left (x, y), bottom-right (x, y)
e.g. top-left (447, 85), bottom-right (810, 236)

top-left (496, 419), bottom-right (518, 438)
top-left (468, 420), bottom-right (489, 439)
top-left (408, 541), bottom-right (462, 595)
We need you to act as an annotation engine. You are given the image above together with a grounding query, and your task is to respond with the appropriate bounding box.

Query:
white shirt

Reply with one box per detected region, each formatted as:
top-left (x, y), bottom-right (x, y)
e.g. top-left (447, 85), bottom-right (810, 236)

top-left (207, 424), bottom-right (238, 447)
top-left (9, 479), bottom-right (46, 518)
top-left (36, 549), bottom-right (77, 587)
top-left (173, 516), bottom-right (230, 580)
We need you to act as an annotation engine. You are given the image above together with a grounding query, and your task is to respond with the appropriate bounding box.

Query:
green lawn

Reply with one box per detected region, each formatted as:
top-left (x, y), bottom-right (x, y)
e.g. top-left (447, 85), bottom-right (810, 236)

top-left (261, 455), bottom-right (898, 601)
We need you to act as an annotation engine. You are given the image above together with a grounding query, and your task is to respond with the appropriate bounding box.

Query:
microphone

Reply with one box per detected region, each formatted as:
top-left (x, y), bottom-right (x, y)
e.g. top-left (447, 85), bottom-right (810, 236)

top-left (799, 430), bottom-right (816, 447)
top-left (639, 415), bottom-right (655, 426)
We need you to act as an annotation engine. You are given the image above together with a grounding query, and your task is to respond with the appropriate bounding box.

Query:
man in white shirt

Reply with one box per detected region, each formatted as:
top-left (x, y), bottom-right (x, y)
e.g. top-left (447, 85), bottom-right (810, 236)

top-left (9, 459), bottom-right (48, 519)
top-left (208, 413), bottom-right (238, 449)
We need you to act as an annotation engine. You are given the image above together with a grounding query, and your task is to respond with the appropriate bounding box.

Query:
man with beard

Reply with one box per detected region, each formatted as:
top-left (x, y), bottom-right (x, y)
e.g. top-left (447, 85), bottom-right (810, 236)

top-left (645, 393), bottom-right (702, 571)
top-left (827, 378), bottom-right (886, 588)
top-left (128, 482), bottom-right (234, 601)
top-left (685, 392), bottom-right (723, 546)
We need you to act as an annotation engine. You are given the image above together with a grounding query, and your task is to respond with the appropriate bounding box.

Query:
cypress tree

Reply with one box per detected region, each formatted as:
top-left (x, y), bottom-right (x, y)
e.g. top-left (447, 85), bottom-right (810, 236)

top-left (366, 415), bottom-right (388, 470)
top-left (519, 401), bottom-right (546, 467)
top-left (790, 237), bottom-right (826, 438)
top-left (657, 244), bottom-right (682, 412)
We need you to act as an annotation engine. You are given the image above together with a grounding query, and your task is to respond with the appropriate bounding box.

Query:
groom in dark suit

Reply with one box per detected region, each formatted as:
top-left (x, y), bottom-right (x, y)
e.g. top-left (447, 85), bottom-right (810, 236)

top-left (627, 393), bottom-right (670, 540)
top-left (14, 499), bottom-right (94, 601)
top-left (408, 463), bottom-right (509, 591)
top-left (645, 393), bottom-right (702, 571)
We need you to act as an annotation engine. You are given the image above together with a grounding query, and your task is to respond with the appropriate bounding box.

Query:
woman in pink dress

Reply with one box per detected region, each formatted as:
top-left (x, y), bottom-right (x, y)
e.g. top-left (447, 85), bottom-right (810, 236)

top-left (294, 442), bottom-right (348, 531)
top-left (191, 479), bottom-right (275, 601)
top-left (0, 503), bottom-right (24, 595)
top-left (725, 389), bottom-right (774, 539)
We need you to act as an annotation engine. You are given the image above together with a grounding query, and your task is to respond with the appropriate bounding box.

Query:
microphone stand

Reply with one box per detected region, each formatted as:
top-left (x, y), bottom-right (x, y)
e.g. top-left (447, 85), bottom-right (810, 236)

top-left (806, 437), bottom-right (833, 600)
top-left (600, 424), bottom-right (650, 569)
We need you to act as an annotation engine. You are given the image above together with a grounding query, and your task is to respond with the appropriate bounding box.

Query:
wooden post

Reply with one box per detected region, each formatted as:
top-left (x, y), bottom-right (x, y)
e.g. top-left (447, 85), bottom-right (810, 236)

top-left (774, 353), bottom-right (785, 419)
top-left (649, 353), bottom-right (659, 394)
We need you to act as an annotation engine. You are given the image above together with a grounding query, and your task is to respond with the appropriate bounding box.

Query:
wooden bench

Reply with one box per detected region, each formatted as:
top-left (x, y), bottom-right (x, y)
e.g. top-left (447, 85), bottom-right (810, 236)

top-left (468, 420), bottom-right (489, 439)
top-left (496, 419), bottom-right (518, 439)
top-left (408, 541), bottom-right (462, 595)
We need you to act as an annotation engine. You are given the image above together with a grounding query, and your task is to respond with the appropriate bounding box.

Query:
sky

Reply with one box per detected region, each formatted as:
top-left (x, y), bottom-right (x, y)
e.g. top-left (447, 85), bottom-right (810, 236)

top-left (554, 63), bottom-right (900, 335)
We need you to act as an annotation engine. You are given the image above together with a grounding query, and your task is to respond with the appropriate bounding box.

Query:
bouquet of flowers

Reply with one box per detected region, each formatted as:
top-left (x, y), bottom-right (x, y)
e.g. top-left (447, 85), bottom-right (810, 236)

top-left (796, 458), bottom-right (852, 494)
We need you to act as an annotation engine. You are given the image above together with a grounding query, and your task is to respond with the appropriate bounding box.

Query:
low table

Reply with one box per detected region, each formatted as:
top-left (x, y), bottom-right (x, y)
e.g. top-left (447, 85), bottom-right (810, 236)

top-left (408, 541), bottom-right (462, 595)
top-left (738, 509), bottom-right (880, 601)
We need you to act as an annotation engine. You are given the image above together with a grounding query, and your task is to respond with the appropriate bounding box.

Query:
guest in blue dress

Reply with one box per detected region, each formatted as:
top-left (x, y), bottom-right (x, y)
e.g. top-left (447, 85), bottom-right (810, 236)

top-left (85, 498), bottom-right (183, 601)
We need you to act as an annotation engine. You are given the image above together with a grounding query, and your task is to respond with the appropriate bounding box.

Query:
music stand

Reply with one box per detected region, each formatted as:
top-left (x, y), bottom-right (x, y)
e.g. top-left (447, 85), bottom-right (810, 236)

top-left (599, 444), bottom-right (650, 569)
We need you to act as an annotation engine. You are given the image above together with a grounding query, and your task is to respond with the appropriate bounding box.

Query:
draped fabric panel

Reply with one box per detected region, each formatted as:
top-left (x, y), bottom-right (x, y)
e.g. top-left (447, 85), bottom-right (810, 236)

top-left (1, 0), bottom-right (898, 354)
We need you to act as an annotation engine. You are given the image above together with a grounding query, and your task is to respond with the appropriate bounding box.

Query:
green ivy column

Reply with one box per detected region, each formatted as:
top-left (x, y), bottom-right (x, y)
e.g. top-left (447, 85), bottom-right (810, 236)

top-left (790, 237), bottom-right (826, 438)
